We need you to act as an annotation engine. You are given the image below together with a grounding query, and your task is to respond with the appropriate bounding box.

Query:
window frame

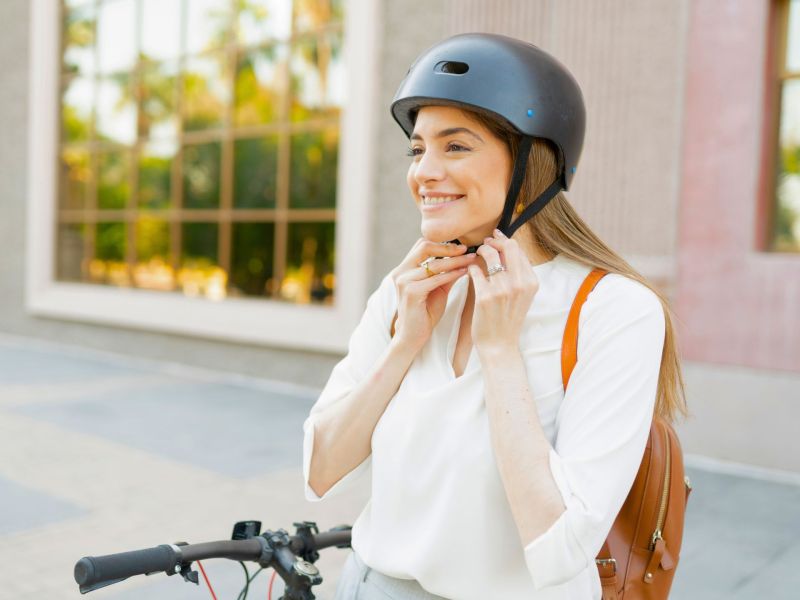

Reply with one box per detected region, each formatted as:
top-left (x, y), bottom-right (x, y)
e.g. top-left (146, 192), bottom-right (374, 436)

top-left (26, 0), bottom-right (379, 353)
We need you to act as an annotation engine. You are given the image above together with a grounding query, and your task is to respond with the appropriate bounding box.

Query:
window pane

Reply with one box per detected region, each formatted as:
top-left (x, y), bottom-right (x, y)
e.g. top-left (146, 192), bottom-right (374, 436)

top-left (96, 0), bottom-right (136, 74)
top-left (290, 128), bottom-right (338, 208)
top-left (97, 74), bottom-right (136, 144)
top-left (141, 0), bottom-right (181, 62)
top-left (98, 149), bottom-right (131, 210)
top-left (183, 141), bottom-right (221, 209)
top-left (134, 218), bottom-right (174, 291)
top-left (57, 223), bottom-right (88, 281)
top-left (62, 3), bottom-right (95, 75)
top-left (237, 0), bottom-right (292, 45)
top-left (180, 222), bottom-right (224, 299)
top-left (787, 0), bottom-right (800, 73)
top-left (775, 80), bottom-right (800, 251)
top-left (230, 222), bottom-right (275, 297)
top-left (94, 222), bottom-right (130, 286)
top-left (234, 44), bottom-right (286, 126)
top-left (139, 61), bottom-right (179, 139)
top-left (186, 0), bottom-right (232, 56)
top-left (283, 221), bottom-right (335, 304)
top-left (234, 136), bottom-right (278, 208)
top-left (62, 76), bottom-right (93, 143)
top-left (139, 139), bottom-right (175, 209)
top-left (290, 30), bottom-right (344, 122)
top-left (183, 52), bottom-right (229, 131)
top-left (59, 148), bottom-right (91, 209)
top-left (293, 0), bottom-right (344, 32)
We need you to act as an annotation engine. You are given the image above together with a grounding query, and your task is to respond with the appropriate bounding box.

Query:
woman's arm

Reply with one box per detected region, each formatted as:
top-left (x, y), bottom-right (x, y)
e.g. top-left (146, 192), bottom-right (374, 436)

top-left (308, 240), bottom-right (474, 498)
top-left (307, 336), bottom-right (420, 497)
top-left (479, 347), bottom-right (565, 545)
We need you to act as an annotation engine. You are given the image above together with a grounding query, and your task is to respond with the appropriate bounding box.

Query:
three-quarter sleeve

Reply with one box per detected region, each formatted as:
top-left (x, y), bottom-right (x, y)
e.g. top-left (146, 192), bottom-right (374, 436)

top-left (303, 274), bottom-right (396, 502)
top-left (523, 275), bottom-right (666, 589)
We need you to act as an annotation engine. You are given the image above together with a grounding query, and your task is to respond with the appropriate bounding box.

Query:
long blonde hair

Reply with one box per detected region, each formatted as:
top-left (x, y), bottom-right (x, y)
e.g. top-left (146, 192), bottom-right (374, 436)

top-left (471, 110), bottom-right (688, 423)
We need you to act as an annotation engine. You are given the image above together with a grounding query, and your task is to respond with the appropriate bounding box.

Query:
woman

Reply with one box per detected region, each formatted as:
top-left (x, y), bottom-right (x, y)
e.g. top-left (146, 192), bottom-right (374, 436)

top-left (303, 33), bottom-right (686, 600)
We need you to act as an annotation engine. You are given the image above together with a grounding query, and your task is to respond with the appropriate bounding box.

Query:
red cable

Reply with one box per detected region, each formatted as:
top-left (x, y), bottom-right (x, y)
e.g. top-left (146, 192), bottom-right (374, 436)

top-left (196, 560), bottom-right (219, 600)
top-left (267, 569), bottom-right (278, 600)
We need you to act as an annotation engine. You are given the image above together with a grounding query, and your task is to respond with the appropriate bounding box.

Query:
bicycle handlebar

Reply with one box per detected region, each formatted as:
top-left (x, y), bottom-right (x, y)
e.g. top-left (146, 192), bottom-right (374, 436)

top-left (74, 527), bottom-right (352, 595)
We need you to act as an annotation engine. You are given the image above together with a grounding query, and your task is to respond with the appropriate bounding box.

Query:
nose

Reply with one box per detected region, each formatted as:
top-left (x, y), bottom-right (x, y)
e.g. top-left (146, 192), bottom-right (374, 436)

top-left (413, 148), bottom-right (446, 185)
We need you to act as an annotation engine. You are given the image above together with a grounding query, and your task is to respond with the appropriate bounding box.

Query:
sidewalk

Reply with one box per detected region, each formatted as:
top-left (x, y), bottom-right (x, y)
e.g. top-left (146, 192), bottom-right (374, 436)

top-left (0, 334), bottom-right (797, 599)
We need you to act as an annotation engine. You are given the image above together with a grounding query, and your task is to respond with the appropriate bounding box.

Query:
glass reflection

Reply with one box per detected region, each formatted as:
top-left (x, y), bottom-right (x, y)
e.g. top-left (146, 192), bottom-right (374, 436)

top-left (57, 223), bottom-right (88, 282)
top-left (180, 222), bottom-right (224, 299)
top-left (62, 4), bottom-right (95, 75)
top-left (93, 222), bottom-right (130, 286)
top-left (139, 61), bottom-right (179, 139)
top-left (237, 0), bottom-right (292, 45)
top-left (183, 52), bottom-right (229, 131)
top-left (234, 136), bottom-right (278, 208)
top-left (776, 80), bottom-right (800, 251)
top-left (186, 0), bottom-right (232, 55)
top-left (284, 221), bottom-right (335, 304)
top-left (234, 44), bottom-right (286, 126)
top-left (62, 76), bottom-right (93, 143)
top-left (290, 30), bottom-right (344, 122)
top-left (290, 128), bottom-right (338, 208)
top-left (230, 222), bottom-right (275, 297)
top-left (139, 139), bottom-right (176, 209)
top-left (97, 75), bottom-right (136, 144)
top-left (59, 148), bottom-right (91, 209)
top-left (133, 217), bottom-right (175, 291)
top-left (183, 142), bottom-right (221, 208)
top-left (141, 0), bottom-right (181, 62)
top-left (96, 0), bottom-right (136, 74)
top-left (98, 149), bottom-right (131, 210)
top-left (293, 0), bottom-right (344, 32)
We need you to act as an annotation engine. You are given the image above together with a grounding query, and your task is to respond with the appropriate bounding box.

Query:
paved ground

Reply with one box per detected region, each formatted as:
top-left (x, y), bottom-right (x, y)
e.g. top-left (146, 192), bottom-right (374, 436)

top-left (0, 334), bottom-right (798, 599)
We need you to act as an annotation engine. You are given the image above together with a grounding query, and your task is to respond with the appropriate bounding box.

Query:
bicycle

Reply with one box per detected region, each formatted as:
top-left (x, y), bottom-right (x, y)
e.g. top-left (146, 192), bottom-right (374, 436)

top-left (73, 520), bottom-right (352, 600)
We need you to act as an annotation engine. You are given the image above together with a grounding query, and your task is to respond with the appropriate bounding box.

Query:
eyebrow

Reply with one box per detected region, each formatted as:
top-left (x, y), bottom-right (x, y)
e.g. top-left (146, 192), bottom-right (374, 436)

top-left (409, 127), bottom-right (484, 143)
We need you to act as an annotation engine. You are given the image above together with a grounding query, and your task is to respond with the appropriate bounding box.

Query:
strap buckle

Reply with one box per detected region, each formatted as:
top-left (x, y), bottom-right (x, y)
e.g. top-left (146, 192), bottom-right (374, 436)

top-left (596, 558), bottom-right (617, 573)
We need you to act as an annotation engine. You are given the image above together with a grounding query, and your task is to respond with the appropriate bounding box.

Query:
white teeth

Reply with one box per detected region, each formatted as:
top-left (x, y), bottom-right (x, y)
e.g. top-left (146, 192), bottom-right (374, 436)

top-left (422, 195), bottom-right (463, 205)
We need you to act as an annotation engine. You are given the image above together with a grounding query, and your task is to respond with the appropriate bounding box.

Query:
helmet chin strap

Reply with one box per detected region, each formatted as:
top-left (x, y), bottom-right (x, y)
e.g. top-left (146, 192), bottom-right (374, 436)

top-left (448, 135), bottom-right (562, 252)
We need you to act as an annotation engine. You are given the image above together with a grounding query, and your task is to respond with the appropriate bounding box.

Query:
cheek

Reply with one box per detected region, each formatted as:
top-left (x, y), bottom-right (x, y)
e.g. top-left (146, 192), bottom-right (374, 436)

top-left (406, 164), bottom-right (417, 193)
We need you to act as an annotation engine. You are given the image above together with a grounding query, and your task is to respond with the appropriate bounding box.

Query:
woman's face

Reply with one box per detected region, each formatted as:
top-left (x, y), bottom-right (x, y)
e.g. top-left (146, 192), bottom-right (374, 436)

top-left (406, 105), bottom-right (512, 246)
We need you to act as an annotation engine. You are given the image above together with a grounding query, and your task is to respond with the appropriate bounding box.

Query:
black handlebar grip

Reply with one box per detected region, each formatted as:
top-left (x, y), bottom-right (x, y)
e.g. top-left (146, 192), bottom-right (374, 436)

top-left (74, 544), bottom-right (180, 592)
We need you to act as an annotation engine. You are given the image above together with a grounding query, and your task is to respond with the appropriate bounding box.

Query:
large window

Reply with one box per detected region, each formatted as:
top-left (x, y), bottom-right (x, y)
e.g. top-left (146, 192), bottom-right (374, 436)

top-left (58, 0), bottom-right (342, 304)
top-left (772, 0), bottom-right (800, 251)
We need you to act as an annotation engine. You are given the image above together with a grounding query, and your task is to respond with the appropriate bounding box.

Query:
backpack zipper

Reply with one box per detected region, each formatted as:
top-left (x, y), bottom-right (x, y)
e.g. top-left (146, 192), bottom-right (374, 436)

top-left (650, 427), bottom-right (671, 549)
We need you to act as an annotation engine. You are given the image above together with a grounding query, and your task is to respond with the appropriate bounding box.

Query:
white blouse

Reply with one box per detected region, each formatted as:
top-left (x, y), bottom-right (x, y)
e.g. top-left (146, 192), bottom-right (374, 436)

top-left (302, 253), bottom-right (665, 600)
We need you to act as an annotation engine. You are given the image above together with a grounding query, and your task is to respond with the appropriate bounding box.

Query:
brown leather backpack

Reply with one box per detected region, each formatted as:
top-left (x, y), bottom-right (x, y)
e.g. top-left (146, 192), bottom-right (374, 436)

top-left (561, 268), bottom-right (691, 600)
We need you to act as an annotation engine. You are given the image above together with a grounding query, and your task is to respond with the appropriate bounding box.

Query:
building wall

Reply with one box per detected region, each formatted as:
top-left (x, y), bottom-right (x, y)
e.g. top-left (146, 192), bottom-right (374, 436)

top-left (677, 0), bottom-right (800, 372)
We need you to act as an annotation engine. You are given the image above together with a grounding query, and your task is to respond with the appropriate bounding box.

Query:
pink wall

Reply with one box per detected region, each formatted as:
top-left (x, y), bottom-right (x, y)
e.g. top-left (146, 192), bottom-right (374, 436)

top-left (677, 0), bottom-right (800, 372)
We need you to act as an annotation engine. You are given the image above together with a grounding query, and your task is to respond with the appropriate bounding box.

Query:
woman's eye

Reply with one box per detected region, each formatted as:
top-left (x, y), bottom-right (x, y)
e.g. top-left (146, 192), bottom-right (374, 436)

top-left (447, 143), bottom-right (468, 152)
top-left (406, 147), bottom-right (423, 157)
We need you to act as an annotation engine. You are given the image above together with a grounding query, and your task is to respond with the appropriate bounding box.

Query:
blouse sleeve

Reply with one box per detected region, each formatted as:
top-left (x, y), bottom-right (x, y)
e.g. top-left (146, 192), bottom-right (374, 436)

top-left (302, 274), bottom-right (396, 502)
top-left (523, 275), bottom-right (666, 589)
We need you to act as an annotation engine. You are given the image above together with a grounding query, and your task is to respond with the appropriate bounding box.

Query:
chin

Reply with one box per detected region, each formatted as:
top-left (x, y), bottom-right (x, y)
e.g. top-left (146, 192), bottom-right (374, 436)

top-left (420, 222), bottom-right (462, 244)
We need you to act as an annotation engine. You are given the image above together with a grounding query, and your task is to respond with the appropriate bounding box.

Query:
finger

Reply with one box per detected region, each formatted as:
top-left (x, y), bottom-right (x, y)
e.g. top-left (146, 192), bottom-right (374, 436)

top-left (483, 235), bottom-right (526, 279)
top-left (408, 240), bottom-right (467, 267)
top-left (406, 267), bottom-right (469, 296)
top-left (467, 264), bottom-right (488, 296)
top-left (476, 243), bottom-right (504, 275)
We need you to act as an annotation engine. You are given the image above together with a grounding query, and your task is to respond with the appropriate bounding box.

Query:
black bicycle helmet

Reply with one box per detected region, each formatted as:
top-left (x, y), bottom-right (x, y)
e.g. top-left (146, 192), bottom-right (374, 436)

top-left (391, 33), bottom-right (586, 241)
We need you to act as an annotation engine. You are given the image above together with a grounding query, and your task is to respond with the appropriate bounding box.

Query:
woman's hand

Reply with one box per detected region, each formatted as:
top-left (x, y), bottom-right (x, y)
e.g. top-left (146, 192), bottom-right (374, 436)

top-left (469, 229), bottom-right (540, 357)
top-left (390, 239), bottom-right (476, 352)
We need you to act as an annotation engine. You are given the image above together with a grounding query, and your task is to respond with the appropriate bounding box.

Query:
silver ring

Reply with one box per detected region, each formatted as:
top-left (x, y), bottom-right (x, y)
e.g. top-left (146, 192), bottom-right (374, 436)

top-left (487, 263), bottom-right (506, 277)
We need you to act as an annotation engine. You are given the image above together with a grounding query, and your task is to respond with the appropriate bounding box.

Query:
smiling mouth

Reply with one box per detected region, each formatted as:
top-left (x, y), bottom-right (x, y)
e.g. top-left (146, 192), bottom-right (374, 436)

top-left (421, 195), bottom-right (465, 206)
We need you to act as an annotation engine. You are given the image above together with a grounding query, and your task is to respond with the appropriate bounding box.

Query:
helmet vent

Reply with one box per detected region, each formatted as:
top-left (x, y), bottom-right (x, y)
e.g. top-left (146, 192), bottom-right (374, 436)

top-left (434, 61), bottom-right (469, 75)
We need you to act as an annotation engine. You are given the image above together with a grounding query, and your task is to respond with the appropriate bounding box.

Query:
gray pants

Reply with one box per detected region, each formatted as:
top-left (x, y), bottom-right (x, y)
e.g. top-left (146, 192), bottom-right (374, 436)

top-left (333, 551), bottom-right (449, 600)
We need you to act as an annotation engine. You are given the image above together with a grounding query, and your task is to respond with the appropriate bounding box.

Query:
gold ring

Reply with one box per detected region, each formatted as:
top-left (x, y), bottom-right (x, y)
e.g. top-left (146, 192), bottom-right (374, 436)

top-left (420, 256), bottom-right (436, 277)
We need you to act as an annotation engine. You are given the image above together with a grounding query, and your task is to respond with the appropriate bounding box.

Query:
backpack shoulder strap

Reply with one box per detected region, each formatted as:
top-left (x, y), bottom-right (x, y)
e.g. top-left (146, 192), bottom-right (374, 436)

top-left (560, 267), bottom-right (621, 600)
top-left (561, 267), bottom-right (608, 389)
